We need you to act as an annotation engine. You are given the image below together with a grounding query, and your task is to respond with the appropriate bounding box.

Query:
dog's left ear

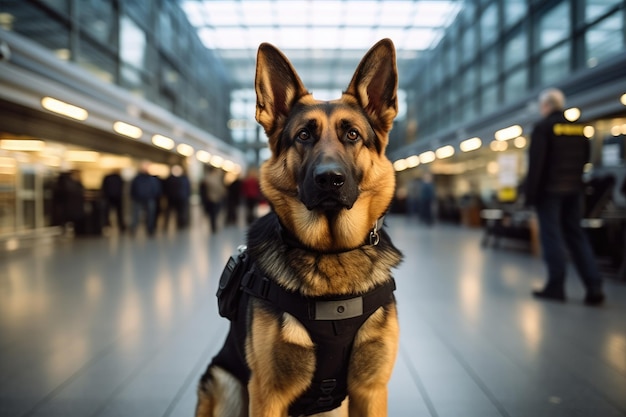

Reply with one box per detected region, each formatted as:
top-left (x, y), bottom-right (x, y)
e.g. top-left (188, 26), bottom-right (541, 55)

top-left (345, 38), bottom-right (398, 143)
top-left (255, 43), bottom-right (309, 152)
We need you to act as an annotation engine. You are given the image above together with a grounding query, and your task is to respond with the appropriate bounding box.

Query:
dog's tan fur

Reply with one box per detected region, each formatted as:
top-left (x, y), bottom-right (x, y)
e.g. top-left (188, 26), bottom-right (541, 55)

top-left (196, 39), bottom-right (400, 417)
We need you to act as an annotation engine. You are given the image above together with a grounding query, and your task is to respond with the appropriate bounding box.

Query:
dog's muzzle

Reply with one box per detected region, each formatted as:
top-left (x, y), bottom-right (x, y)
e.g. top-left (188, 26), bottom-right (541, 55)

top-left (300, 160), bottom-right (359, 211)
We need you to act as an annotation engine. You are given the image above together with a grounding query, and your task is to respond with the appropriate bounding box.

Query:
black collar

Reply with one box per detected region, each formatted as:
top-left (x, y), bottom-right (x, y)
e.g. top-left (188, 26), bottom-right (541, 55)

top-left (275, 215), bottom-right (385, 254)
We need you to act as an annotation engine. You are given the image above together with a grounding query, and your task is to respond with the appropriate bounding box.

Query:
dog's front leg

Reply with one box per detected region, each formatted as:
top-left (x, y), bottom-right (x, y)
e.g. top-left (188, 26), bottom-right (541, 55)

top-left (246, 304), bottom-right (316, 417)
top-left (347, 305), bottom-right (399, 417)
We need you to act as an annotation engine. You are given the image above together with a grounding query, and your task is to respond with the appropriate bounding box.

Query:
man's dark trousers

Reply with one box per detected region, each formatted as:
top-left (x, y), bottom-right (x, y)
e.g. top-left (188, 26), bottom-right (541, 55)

top-left (535, 192), bottom-right (603, 293)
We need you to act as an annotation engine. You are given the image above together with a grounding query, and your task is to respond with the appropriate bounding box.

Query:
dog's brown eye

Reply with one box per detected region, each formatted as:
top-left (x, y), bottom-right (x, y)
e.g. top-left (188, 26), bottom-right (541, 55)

top-left (346, 129), bottom-right (360, 141)
top-left (297, 129), bottom-right (311, 141)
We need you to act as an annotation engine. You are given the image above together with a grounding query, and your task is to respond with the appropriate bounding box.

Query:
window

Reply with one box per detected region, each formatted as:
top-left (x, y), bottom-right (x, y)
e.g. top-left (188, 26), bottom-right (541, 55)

top-left (503, 0), bottom-right (527, 30)
top-left (120, 16), bottom-right (147, 70)
top-left (585, 0), bottom-right (622, 24)
top-left (461, 67), bottom-right (477, 97)
top-left (481, 83), bottom-right (498, 114)
top-left (503, 68), bottom-right (527, 103)
top-left (537, 3), bottom-right (571, 51)
top-left (586, 10), bottom-right (624, 67)
top-left (481, 48), bottom-right (498, 85)
top-left (539, 42), bottom-right (570, 86)
top-left (79, 0), bottom-right (116, 45)
top-left (462, 26), bottom-right (477, 64)
top-left (480, 3), bottom-right (498, 47)
top-left (504, 29), bottom-right (527, 72)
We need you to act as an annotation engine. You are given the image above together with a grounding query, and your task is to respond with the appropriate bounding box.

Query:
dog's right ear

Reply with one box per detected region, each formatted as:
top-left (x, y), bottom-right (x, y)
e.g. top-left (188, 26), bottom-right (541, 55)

top-left (255, 43), bottom-right (308, 153)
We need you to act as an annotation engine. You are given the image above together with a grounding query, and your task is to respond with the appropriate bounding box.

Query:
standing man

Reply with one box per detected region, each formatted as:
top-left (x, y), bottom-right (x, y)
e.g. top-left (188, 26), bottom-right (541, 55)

top-left (525, 88), bottom-right (604, 306)
top-left (101, 169), bottom-right (126, 232)
top-left (130, 161), bottom-right (161, 237)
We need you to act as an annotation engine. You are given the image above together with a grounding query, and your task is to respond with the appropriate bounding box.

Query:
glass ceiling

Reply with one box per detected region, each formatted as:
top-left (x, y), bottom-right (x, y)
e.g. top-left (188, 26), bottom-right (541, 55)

top-left (181, 0), bottom-right (464, 91)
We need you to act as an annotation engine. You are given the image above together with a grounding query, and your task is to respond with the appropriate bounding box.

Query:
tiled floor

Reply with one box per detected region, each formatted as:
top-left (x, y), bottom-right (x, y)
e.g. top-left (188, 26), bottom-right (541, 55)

top-left (1, 213), bottom-right (625, 417)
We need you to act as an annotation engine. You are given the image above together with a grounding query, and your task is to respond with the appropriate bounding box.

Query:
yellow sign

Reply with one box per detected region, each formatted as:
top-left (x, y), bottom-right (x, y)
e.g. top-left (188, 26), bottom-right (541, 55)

top-left (553, 124), bottom-right (584, 136)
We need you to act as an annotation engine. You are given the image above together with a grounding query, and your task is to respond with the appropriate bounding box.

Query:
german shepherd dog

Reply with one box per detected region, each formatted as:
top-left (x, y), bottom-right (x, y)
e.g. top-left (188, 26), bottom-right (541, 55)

top-left (196, 39), bottom-right (402, 417)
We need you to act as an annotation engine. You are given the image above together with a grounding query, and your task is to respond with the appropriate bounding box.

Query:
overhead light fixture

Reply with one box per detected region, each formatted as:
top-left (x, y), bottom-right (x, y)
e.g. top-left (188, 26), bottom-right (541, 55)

top-left (196, 150), bottom-right (212, 163)
top-left (620, 93), bottom-right (626, 106)
top-left (113, 121), bottom-right (142, 139)
top-left (435, 145), bottom-right (455, 159)
top-left (222, 160), bottom-right (236, 172)
top-left (0, 139), bottom-right (45, 151)
top-left (564, 107), bottom-right (581, 122)
top-left (41, 97), bottom-right (88, 121)
top-left (393, 159), bottom-right (408, 172)
top-left (583, 126), bottom-right (595, 138)
top-left (419, 151), bottom-right (436, 164)
top-left (210, 155), bottom-right (224, 168)
top-left (460, 137), bottom-right (482, 152)
top-left (513, 136), bottom-right (527, 148)
top-left (495, 124), bottom-right (522, 141)
top-left (405, 155), bottom-right (420, 168)
top-left (151, 134), bottom-right (174, 150)
top-left (176, 143), bottom-right (194, 156)
top-left (65, 150), bottom-right (100, 162)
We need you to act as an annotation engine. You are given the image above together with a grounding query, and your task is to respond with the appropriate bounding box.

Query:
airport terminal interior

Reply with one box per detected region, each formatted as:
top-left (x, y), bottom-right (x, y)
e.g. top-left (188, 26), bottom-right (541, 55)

top-left (1, 0), bottom-right (626, 416)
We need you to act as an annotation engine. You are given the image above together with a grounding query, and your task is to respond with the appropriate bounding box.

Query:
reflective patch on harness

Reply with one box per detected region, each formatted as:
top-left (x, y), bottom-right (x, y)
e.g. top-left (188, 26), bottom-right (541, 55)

top-left (315, 297), bottom-right (363, 320)
top-left (553, 123), bottom-right (584, 136)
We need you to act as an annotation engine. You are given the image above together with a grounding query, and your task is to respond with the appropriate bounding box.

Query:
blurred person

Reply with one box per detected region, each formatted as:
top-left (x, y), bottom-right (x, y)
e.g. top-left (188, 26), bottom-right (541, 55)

top-left (163, 165), bottom-right (191, 230)
top-left (52, 170), bottom-right (85, 235)
top-left (201, 166), bottom-right (226, 233)
top-left (100, 168), bottom-right (126, 232)
top-left (241, 167), bottom-right (261, 224)
top-left (130, 161), bottom-right (161, 237)
top-left (419, 172), bottom-right (435, 226)
top-left (406, 176), bottom-right (421, 219)
top-left (225, 174), bottom-right (242, 225)
top-left (525, 88), bottom-right (604, 306)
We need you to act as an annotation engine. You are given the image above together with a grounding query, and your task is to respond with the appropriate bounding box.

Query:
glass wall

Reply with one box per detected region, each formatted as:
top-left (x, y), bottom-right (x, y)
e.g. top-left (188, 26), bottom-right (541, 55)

top-left (406, 0), bottom-right (626, 146)
top-left (0, 0), bottom-right (233, 143)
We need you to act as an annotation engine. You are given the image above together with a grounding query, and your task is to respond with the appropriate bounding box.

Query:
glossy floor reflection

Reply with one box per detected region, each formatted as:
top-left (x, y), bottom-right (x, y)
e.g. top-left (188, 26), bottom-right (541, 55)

top-left (1, 214), bottom-right (625, 417)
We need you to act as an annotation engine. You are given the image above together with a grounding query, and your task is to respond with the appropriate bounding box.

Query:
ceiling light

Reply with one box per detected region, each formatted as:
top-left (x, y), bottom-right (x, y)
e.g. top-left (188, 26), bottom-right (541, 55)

top-left (435, 145), bottom-right (455, 159)
top-left (405, 155), bottom-right (420, 168)
top-left (152, 134), bottom-right (175, 150)
top-left (620, 93), bottom-right (626, 106)
top-left (0, 139), bottom-right (45, 151)
top-left (222, 160), bottom-right (236, 172)
top-left (419, 151), bottom-right (436, 164)
top-left (583, 126), bottom-right (595, 138)
top-left (176, 143), bottom-right (194, 156)
top-left (460, 137), bottom-right (482, 152)
top-left (41, 97), bottom-right (88, 121)
top-left (513, 136), bottom-right (527, 148)
top-left (611, 125), bottom-right (621, 136)
top-left (495, 125), bottom-right (523, 141)
top-left (196, 150), bottom-right (212, 163)
top-left (393, 159), bottom-right (408, 172)
top-left (113, 121), bottom-right (142, 139)
top-left (564, 107), bottom-right (581, 122)
top-left (210, 155), bottom-right (224, 168)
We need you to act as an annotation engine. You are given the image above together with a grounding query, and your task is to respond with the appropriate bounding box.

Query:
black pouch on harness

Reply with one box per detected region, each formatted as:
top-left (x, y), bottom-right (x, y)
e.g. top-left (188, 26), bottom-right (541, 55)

top-left (216, 247), bottom-right (249, 320)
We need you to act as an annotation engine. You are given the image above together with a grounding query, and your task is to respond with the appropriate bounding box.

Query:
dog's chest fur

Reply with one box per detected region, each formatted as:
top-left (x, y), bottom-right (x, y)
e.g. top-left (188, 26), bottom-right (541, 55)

top-left (246, 213), bottom-right (402, 297)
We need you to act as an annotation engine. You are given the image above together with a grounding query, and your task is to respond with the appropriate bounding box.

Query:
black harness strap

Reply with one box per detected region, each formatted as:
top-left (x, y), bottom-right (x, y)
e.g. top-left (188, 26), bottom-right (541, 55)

top-left (239, 264), bottom-right (396, 416)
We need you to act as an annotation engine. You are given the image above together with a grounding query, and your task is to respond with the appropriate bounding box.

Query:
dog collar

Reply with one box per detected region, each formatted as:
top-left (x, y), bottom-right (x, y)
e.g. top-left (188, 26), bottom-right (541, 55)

top-left (277, 215), bottom-right (386, 254)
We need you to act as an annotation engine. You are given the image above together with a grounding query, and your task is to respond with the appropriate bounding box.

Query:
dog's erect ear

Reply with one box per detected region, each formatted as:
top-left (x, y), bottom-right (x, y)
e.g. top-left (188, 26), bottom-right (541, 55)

top-left (345, 38), bottom-right (398, 141)
top-left (255, 43), bottom-right (308, 150)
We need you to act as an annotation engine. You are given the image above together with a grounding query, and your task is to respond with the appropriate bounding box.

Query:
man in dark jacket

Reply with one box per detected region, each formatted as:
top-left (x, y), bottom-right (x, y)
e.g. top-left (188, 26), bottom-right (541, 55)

top-left (525, 88), bottom-right (604, 306)
top-left (163, 165), bottom-right (191, 230)
top-left (130, 161), bottom-right (161, 237)
top-left (101, 169), bottom-right (126, 231)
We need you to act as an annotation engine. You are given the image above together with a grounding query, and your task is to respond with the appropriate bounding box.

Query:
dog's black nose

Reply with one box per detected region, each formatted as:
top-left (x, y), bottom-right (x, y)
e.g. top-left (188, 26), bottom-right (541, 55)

top-left (314, 163), bottom-right (345, 190)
